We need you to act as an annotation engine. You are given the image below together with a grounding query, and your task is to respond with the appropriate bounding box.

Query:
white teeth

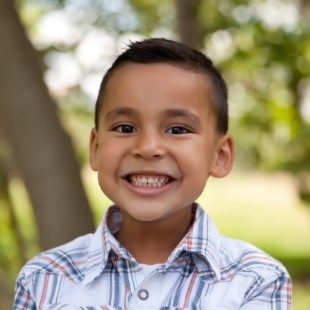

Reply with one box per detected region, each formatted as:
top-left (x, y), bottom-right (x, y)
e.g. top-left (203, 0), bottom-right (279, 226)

top-left (129, 175), bottom-right (170, 187)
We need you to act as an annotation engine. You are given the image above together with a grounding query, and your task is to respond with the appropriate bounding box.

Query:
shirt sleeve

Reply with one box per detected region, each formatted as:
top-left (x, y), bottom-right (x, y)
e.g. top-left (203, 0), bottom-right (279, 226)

top-left (14, 276), bottom-right (37, 310)
top-left (240, 267), bottom-right (292, 310)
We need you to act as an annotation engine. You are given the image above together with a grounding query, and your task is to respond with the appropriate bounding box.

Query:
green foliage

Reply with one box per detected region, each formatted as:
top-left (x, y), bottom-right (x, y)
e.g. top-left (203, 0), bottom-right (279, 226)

top-left (225, 26), bottom-right (310, 171)
top-left (16, 0), bottom-right (310, 206)
top-left (128, 0), bottom-right (175, 34)
top-left (0, 177), bottom-right (39, 302)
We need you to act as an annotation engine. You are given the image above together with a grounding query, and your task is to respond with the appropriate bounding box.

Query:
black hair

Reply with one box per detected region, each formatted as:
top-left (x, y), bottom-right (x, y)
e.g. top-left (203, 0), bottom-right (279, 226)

top-left (94, 37), bottom-right (228, 133)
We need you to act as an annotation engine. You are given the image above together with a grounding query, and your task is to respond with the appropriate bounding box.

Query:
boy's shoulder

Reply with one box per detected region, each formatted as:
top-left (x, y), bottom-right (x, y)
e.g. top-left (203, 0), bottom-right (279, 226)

top-left (18, 233), bottom-right (93, 285)
top-left (218, 235), bottom-right (288, 282)
top-left (193, 206), bottom-right (288, 281)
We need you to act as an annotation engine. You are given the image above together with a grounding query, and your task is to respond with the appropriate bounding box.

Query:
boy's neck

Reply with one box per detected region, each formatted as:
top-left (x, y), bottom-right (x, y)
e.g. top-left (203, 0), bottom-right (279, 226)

top-left (114, 206), bottom-right (194, 264)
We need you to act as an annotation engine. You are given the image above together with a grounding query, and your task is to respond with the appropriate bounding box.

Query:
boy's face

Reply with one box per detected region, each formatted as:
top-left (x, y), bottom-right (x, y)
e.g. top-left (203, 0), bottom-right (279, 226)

top-left (90, 63), bottom-right (234, 223)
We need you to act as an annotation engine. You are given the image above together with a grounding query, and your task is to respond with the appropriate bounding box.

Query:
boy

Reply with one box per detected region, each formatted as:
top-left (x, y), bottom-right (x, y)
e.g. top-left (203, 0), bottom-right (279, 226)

top-left (14, 38), bottom-right (292, 309)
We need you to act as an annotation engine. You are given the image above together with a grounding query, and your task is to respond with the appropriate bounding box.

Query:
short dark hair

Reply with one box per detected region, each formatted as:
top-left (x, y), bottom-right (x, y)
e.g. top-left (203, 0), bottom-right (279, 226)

top-left (94, 38), bottom-right (228, 133)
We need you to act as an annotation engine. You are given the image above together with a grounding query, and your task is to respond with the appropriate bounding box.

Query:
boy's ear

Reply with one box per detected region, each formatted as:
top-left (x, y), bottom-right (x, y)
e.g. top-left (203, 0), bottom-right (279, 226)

top-left (89, 128), bottom-right (99, 171)
top-left (210, 134), bottom-right (235, 178)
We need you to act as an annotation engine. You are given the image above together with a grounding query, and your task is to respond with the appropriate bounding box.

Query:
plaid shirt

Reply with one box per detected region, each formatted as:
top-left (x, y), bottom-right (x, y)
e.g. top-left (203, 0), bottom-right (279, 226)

top-left (14, 204), bottom-right (292, 309)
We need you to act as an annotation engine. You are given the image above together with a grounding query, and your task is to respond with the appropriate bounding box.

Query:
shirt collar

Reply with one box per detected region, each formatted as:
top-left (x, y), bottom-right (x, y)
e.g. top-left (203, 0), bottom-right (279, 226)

top-left (83, 205), bottom-right (124, 285)
top-left (172, 203), bottom-right (222, 281)
top-left (83, 203), bottom-right (221, 285)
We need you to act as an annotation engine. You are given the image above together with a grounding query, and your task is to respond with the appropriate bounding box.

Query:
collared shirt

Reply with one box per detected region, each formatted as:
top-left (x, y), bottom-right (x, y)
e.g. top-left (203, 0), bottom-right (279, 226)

top-left (14, 204), bottom-right (292, 310)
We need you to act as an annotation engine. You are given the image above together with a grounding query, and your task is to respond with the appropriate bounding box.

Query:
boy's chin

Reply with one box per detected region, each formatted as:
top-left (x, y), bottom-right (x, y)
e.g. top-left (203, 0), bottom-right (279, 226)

top-left (120, 207), bottom-right (168, 222)
top-left (118, 202), bottom-right (193, 224)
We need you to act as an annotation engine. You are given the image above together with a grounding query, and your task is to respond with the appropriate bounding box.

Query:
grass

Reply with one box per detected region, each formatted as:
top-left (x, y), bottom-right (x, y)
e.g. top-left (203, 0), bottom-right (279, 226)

top-left (294, 281), bottom-right (310, 309)
top-left (197, 171), bottom-right (310, 259)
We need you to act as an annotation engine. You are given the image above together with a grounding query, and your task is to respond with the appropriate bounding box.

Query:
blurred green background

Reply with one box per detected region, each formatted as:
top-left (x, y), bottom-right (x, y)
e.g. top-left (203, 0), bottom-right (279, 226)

top-left (0, 0), bottom-right (309, 308)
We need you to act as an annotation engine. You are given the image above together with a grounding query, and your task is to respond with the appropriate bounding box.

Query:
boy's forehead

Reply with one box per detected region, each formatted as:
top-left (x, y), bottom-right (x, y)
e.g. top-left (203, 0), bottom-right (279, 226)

top-left (101, 62), bottom-right (215, 107)
top-left (106, 62), bottom-right (213, 93)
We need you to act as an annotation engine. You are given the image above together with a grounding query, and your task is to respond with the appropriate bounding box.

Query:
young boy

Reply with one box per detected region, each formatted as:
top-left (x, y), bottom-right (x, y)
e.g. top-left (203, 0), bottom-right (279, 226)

top-left (14, 38), bottom-right (292, 309)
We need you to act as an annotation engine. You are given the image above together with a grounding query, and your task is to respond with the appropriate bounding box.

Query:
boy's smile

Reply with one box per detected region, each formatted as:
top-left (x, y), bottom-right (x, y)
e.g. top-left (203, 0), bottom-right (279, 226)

top-left (127, 174), bottom-right (170, 188)
top-left (90, 63), bottom-right (234, 225)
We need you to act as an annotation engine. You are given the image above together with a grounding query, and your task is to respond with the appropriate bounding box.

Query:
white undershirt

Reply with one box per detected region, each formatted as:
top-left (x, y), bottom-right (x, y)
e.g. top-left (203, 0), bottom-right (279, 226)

top-left (140, 263), bottom-right (162, 277)
top-left (135, 263), bottom-right (162, 289)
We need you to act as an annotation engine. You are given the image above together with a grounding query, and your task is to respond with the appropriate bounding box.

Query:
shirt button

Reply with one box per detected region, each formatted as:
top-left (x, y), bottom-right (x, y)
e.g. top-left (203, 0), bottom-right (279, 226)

top-left (138, 289), bottom-right (149, 300)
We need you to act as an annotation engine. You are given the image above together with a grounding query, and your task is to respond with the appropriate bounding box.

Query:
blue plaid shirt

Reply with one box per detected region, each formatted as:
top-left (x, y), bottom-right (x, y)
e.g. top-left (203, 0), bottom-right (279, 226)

top-left (14, 204), bottom-right (292, 309)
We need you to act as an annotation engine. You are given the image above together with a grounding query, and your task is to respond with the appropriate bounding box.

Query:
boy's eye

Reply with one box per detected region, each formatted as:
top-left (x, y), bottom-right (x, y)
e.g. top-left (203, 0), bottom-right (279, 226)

top-left (166, 126), bottom-right (190, 135)
top-left (113, 124), bottom-right (136, 133)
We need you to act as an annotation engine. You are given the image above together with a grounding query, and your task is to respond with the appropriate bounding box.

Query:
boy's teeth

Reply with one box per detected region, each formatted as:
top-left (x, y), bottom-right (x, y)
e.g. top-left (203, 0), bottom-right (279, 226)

top-left (129, 175), bottom-right (169, 187)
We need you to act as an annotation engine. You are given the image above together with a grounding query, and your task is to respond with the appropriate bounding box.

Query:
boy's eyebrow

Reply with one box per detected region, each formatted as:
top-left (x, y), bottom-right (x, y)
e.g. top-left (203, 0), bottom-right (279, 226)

top-left (104, 107), bottom-right (201, 125)
top-left (104, 107), bottom-right (138, 121)
top-left (164, 108), bottom-right (201, 124)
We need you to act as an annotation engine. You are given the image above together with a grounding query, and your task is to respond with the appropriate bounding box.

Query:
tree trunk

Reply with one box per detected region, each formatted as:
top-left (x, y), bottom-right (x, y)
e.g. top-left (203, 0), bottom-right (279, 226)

top-left (175, 0), bottom-right (202, 49)
top-left (0, 0), bottom-right (95, 250)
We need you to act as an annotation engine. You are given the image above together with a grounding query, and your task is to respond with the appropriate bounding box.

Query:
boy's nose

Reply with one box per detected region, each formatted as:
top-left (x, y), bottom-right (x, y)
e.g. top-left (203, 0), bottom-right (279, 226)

top-left (132, 131), bottom-right (165, 159)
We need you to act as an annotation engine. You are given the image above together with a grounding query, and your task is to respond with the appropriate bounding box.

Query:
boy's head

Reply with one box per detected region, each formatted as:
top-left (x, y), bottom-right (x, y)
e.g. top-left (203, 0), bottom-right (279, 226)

top-left (94, 38), bottom-right (228, 134)
top-left (90, 37), bottom-right (234, 223)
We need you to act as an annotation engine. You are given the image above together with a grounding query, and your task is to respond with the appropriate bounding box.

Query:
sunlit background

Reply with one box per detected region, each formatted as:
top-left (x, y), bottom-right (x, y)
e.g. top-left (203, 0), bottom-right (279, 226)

top-left (0, 0), bottom-right (309, 308)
